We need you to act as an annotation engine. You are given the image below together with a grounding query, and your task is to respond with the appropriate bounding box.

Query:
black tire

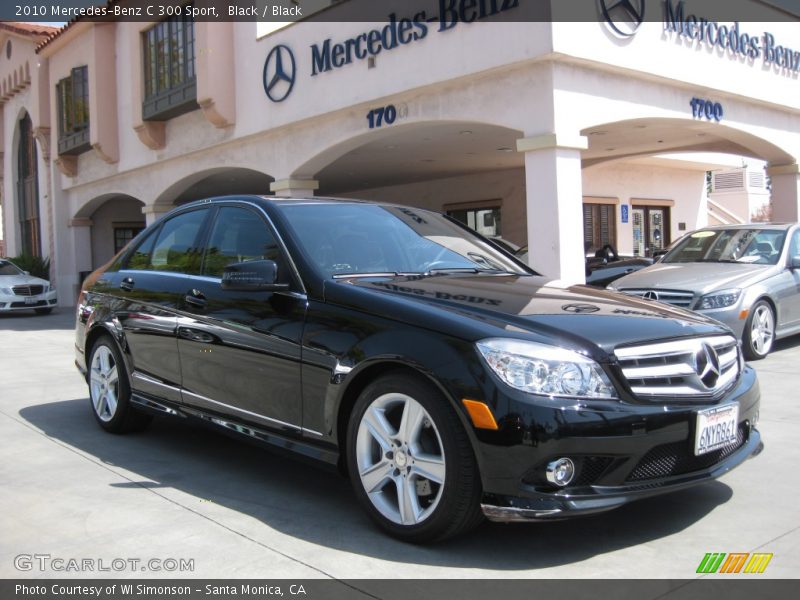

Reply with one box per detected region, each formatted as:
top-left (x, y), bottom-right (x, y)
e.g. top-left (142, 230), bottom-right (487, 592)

top-left (742, 300), bottom-right (775, 361)
top-left (87, 334), bottom-right (152, 433)
top-left (346, 371), bottom-right (483, 543)
top-left (34, 307), bottom-right (52, 315)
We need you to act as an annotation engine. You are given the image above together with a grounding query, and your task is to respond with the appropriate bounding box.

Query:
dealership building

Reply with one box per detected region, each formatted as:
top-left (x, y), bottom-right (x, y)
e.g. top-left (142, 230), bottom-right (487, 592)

top-left (1, 0), bottom-right (799, 304)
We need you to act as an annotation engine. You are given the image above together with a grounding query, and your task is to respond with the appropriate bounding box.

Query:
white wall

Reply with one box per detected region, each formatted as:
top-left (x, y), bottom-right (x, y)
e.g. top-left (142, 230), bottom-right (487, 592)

top-left (337, 168), bottom-right (528, 246)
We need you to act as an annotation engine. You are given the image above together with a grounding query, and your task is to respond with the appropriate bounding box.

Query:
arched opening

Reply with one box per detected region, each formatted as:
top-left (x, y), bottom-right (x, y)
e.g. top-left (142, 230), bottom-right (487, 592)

top-left (78, 195), bottom-right (146, 269)
top-left (577, 118), bottom-right (797, 258)
top-left (15, 111), bottom-right (41, 257)
top-left (154, 167), bottom-right (274, 208)
top-left (296, 121), bottom-right (526, 246)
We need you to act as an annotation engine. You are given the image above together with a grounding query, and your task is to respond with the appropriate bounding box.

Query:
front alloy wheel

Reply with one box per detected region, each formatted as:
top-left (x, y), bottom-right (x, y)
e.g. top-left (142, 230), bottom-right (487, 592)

top-left (347, 372), bottom-right (482, 543)
top-left (743, 300), bottom-right (775, 360)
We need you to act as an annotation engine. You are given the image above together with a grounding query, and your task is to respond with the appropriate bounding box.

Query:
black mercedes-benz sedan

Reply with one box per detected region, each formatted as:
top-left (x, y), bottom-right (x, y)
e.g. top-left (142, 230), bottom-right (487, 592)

top-left (75, 196), bottom-right (762, 542)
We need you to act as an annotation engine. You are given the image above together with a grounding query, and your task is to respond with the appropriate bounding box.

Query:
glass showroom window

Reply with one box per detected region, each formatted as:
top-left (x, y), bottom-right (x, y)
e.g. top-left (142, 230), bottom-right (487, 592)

top-left (56, 66), bottom-right (90, 156)
top-left (114, 225), bottom-right (145, 254)
top-left (447, 206), bottom-right (502, 238)
top-left (142, 5), bottom-right (197, 120)
top-left (583, 204), bottom-right (617, 254)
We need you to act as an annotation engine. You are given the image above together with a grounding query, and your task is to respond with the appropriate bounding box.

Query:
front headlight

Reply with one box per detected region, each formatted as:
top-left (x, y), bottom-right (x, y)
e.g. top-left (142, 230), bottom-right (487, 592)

top-left (698, 288), bottom-right (741, 310)
top-left (0, 287), bottom-right (12, 295)
top-left (476, 338), bottom-right (618, 399)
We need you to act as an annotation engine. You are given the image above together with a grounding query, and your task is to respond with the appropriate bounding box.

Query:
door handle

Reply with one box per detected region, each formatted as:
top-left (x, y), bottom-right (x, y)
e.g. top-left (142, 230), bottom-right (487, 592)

top-left (184, 289), bottom-right (207, 309)
top-left (119, 277), bottom-right (135, 292)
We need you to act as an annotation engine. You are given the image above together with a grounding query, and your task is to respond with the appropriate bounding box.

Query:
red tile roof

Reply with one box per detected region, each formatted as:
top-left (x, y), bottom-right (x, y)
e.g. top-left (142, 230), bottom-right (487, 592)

top-left (0, 21), bottom-right (61, 39)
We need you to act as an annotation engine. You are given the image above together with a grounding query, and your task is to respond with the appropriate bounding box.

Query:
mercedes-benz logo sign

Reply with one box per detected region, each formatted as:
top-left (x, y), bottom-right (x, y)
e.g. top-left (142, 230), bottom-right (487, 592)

top-left (642, 290), bottom-right (659, 301)
top-left (695, 343), bottom-right (722, 389)
top-left (562, 303), bottom-right (600, 314)
top-left (263, 44), bottom-right (296, 103)
top-left (599, 0), bottom-right (645, 37)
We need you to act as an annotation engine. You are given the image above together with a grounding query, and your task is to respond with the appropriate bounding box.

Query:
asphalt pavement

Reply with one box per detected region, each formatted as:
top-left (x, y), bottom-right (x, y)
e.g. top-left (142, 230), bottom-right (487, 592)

top-left (1, 308), bottom-right (798, 579)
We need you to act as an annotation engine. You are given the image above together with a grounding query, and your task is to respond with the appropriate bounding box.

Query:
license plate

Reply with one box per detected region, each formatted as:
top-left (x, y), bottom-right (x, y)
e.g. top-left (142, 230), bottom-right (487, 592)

top-left (694, 403), bottom-right (739, 456)
top-left (24, 297), bottom-right (36, 305)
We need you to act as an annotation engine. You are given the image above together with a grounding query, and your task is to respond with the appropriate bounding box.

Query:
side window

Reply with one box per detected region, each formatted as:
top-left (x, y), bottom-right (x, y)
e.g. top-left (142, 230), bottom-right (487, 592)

top-left (125, 226), bottom-right (159, 270)
top-left (202, 207), bottom-right (281, 278)
top-left (148, 209), bottom-right (207, 273)
top-left (792, 230), bottom-right (800, 258)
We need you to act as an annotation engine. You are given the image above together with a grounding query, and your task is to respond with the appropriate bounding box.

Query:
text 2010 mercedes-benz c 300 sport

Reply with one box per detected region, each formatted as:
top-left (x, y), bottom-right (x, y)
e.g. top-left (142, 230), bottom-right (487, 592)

top-left (75, 197), bottom-right (763, 542)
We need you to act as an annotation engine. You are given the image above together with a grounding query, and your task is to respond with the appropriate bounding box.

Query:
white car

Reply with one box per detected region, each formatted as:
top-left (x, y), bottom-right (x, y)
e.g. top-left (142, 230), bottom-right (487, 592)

top-left (0, 259), bottom-right (58, 315)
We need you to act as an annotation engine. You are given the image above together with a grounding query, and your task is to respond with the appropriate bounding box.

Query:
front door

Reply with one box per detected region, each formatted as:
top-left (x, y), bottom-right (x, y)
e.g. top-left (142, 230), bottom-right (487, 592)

top-left (175, 205), bottom-right (306, 432)
top-left (632, 206), bottom-right (670, 257)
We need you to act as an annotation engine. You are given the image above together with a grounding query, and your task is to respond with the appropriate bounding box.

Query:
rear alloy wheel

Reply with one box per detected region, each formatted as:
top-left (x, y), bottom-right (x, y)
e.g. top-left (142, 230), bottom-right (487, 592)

top-left (347, 373), bottom-right (482, 543)
top-left (743, 300), bottom-right (775, 360)
top-left (88, 335), bottom-right (152, 433)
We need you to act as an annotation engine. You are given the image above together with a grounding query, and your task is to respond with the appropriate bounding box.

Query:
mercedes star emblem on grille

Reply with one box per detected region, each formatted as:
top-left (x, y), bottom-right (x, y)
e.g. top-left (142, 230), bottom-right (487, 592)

top-left (695, 343), bottom-right (722, 389)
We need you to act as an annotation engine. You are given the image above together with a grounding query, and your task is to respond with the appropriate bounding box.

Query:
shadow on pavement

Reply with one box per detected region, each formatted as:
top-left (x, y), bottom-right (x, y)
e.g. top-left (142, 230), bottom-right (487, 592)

top-left (0, 309), bottom-right (75, 331)
top-left (20, 398), bottom-right (734, 570)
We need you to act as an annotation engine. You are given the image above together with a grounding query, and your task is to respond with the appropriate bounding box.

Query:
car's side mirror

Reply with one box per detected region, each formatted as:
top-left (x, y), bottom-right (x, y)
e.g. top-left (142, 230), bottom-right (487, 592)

top-left (221, 260), bottom-right (289, 292)
top-left (790, 255), bottom-right (800, 270)
top-left (23, 270), bottom-right (30, 275)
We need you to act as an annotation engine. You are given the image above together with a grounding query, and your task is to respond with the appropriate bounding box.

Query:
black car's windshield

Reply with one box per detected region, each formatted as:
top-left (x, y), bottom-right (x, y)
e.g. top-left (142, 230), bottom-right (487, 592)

top-left (0, 260), bottom-right (23, 276)
top-left (277, 203), bottom-right (528, 278)
top-left (662, 228), bottom-right (787, 265)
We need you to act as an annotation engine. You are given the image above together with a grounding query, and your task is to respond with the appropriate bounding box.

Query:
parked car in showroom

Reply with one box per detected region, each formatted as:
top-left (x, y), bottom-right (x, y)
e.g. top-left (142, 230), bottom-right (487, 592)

top-left (75, 197), bottom-right (762, 542)
top-left (0, 258), bottom-right (57, 315)
top-left (610, 223), bottom-right (800, 360)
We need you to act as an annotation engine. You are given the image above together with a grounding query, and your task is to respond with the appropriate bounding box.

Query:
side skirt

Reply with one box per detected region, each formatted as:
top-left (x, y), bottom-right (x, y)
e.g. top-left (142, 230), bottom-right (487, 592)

top-left (130, 393), bottom-right (340, 469)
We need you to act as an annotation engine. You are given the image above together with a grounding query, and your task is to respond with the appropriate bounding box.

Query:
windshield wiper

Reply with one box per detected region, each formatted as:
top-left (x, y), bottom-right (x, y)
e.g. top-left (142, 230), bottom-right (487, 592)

top-left (332, 272), bottom-right (420, 279)
top-left (425, 268), bottom-right (518, 275)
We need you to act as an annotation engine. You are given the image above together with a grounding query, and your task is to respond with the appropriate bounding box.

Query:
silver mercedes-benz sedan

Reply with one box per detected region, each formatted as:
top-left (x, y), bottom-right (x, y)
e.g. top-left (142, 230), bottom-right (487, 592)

top-left (609, 223), bottom-right (800, 360)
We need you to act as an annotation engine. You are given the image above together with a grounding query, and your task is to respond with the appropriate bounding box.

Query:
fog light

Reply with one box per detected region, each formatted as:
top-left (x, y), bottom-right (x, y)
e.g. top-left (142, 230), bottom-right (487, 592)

top-left (546, 458), bottom-right (575, 487)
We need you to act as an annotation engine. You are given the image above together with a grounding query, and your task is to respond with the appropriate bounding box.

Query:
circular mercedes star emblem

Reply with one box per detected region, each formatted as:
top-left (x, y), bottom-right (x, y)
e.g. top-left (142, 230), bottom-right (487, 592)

top-left (599, 0), bottom-right (646, 37)
top-left (642, 290), bottom-right (659, 301)
top-left (694, 343), bottom-right (722, 389)
top-left (562, 303), bottom-right (600, 314)
top-left (263, 44), bottom-right (296, 103)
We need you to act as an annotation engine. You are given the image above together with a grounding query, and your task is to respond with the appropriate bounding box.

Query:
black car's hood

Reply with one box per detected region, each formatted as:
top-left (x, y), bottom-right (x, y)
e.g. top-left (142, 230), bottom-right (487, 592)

top-left (326, 273), bottom-right (729, 359)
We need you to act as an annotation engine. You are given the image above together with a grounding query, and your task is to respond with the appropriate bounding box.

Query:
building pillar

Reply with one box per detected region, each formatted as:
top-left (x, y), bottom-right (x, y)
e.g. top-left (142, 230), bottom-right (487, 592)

top-left (269, 179), bottom-right (319, 198)
top-left (517, 133), bottom-right (588, 283)
top-left (68, 218), bottom-right (93, 303)
top-left (142, 204), bottom-right (171, 226)
top-left (768, 163), bottom-right (800, 222)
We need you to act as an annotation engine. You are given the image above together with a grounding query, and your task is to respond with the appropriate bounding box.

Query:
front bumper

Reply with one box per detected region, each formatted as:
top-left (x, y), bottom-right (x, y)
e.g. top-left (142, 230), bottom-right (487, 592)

top-left (0, 291), bottom-right (57, 311)
top-left (695, 305), bottom-right (748, 339)
top-left (472, 365), bottom-right (761, 520)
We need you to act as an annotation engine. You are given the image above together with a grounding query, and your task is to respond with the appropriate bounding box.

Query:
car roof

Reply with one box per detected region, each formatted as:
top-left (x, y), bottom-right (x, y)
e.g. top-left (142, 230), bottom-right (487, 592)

top-left (697, 222), bottom-right (797, 231)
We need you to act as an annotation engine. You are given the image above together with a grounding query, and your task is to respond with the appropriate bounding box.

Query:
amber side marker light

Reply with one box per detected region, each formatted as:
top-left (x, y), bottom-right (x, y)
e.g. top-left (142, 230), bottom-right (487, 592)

top-left (462, 399), bottom-right (499, 430)
top-left (739, 309), bottom-right (750, 320)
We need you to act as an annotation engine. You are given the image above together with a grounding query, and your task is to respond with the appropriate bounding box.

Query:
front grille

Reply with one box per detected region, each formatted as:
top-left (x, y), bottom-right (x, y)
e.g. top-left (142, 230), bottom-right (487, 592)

top-left (574, 457), bottom-right (614, 486)
top-left (12, 285), bottom-right (44, 296)
top-left (626, 424), bottom-right (747, 482)
top-left (615, 335), bottom-right (740, 399)
top-left (10, 300), bottom-right (47, 308)
top-left (619, 288), bottom-right (695, 308)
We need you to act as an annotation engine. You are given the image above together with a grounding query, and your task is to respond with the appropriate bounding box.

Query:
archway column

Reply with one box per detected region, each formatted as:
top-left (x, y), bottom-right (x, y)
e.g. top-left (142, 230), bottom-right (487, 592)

top-left (67, 217), bottom-right (93, 302)
top-left (768, 163), bottom-right (800, 222)
top-left (270, 178), bottom-right (319, 198)
top-left (142, 204), bottom-right (171, 226)
top-left (517, 133), bottom-right (588, 284)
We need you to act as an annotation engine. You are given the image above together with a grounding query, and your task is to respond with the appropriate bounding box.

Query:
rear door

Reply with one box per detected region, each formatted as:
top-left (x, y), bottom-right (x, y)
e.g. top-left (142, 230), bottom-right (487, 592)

top-left (175, 204), bottom-right (307, 432)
